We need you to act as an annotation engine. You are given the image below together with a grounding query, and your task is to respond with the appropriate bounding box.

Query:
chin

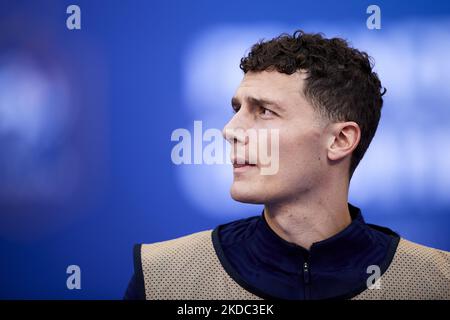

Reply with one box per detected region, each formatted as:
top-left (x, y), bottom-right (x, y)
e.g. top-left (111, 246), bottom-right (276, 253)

top-left (230, 182), bottom-right (266, 204)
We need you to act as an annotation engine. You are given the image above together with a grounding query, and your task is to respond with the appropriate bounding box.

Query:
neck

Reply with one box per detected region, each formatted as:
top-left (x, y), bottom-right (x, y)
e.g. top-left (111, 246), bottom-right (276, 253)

top-left (263, 177), bottom-right (351, 251)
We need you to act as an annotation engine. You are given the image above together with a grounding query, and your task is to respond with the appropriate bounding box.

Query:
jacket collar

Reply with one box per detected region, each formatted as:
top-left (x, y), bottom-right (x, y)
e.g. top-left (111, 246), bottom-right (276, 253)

top-left (213, 202), bottom-right (400, 299)
top-left (255, 203), bottom-right (371, 273)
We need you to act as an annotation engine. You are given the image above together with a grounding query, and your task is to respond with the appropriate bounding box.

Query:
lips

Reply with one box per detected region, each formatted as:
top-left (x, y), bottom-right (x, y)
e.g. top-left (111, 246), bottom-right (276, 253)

top-left (233, 163), bottom-right (250, 168)
top-left (231, 158), bottom-right (257, 175)
top-left (231, 158), bottom-right (257, 167)
top-left (233, 163), bottom-right (256, 168)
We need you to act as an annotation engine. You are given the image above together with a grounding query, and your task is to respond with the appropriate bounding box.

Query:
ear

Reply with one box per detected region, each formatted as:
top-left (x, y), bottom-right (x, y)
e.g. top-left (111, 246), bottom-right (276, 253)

top-left (327, 122), bottom-right (361, 161)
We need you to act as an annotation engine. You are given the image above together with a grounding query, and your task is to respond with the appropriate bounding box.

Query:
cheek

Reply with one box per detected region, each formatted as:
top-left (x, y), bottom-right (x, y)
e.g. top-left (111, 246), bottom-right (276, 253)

top-left (278, 127), bottom-right (323, 173)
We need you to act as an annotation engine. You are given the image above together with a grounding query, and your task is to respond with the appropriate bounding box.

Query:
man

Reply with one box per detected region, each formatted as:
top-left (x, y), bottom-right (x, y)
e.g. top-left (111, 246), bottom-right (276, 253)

top-left (124, 30), bottom-right (450, 300)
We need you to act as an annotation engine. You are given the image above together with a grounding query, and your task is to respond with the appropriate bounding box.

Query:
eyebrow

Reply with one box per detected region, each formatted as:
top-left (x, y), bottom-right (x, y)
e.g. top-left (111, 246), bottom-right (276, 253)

top-left (231, 96), bottom-right (285, 113)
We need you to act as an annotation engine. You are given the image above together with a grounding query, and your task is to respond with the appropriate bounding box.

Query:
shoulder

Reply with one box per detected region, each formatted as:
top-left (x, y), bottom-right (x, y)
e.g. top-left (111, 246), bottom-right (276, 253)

top-left (135, 230), bottom-right (218, 297)
top-left (139, 229), bottom-right (214, 263)
top-left (377, 238), bottom-right (450, 299)
top-left (352, 238), bottom-right (450, 300)
top-left (394, 238), bottom-right (450, 275)
top-left (136, 213), bottom-right (259, 263)
top-left (135, 215), bottom-right (260, 273)
top-left (365, 223), bottom-right (450, 280)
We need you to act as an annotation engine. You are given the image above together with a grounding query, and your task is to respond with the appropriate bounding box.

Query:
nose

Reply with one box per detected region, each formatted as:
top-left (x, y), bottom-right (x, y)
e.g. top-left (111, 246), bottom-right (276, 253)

top-left (222, 113), bottom-right (249, 145)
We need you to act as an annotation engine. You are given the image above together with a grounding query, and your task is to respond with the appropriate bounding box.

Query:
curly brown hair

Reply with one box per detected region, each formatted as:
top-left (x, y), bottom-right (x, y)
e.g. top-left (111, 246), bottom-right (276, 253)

top-left (240, 30), bottom-right (386, 179)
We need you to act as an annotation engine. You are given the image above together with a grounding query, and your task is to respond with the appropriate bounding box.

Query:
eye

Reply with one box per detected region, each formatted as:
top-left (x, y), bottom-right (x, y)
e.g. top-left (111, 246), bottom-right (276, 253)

top-left (259, 106), bottom-right (276, 118)
top-left (232, 105), bottom-right (240, 114)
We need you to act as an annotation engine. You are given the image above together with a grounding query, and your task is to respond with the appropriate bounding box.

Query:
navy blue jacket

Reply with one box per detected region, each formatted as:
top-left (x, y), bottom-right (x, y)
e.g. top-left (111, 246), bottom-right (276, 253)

top-left (124, 203), bottom-right (399, 300)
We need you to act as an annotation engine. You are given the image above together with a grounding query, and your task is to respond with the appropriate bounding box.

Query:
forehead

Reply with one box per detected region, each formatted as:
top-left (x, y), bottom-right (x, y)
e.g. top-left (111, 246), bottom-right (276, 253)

top-left (234, 71), bottom-right (318, 119)
top-left (234, 70), bottom-right (309, 111)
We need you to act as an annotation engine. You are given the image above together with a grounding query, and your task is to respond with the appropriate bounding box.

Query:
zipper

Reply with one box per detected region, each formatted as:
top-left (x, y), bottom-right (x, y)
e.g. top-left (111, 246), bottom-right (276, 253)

top-left (303, 259), bottom-right (311, 299)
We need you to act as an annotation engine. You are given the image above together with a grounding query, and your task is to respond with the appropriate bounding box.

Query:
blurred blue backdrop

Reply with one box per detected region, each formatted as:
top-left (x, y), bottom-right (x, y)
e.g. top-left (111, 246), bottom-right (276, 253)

top-left (0, 0), bottom-right (449, 299)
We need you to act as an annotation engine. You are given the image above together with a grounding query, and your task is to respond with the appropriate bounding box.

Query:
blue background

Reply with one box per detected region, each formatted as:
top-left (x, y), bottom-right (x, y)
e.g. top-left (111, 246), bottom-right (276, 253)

top-left (0, 0), bottom-right (449, 299)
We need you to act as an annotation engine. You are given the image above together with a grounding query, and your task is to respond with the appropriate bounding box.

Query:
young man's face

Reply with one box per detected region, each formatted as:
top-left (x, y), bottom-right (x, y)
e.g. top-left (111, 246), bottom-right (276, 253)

top-left (223, 70), bottom-right (332, 204)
